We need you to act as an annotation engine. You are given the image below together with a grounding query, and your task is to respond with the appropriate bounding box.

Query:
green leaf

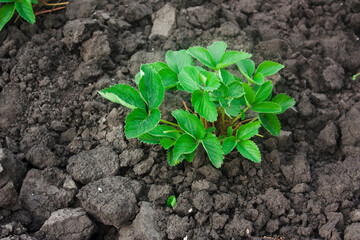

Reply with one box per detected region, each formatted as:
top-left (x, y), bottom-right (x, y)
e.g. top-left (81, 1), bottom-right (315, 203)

top-left (224, 98), bottom-right (242, 117)
top-left (172, 109), bottom-right (206, 140)
top-left (259, 113), bottom-right (281, 136)
top-left (158, 68), bottom-right (178, 90)
top-left (160, 138), bottom-right (176, 149)
top-left (183, 149), bottom-right (197, 163)
top-left (165, 50), bottom-right (194, 74)
top-left (212, 82), bottom-right (229, 99)
top-left (187, 46), bottom-right (216, 69)
top-left (271, 93), bottom-right (296, 114)
top-left (227, 126), bottom-right (233, 137)
top-left (237, 140), bottom-right (261, 163)
top-left (200, 72), bottom-right (220, 91)
top-left (191, 90), bottom-right (218, 122)
top-left (228, 82), bottom-right (244, 98)
top-left (255, 61), bottom-right (284, 77)
top-left (99, 84), bottom-right (146, 110)
top-left (31, 0), bottom-right (38, 4)
top-left (206, 127), bottom-right (216, 133)
top-left (138, 133), bottom-right (161, 144)
top-left (178, 66), bottom-right (200, 93)
top-left (201, 133), bottom-right (224, 168)
top-left (15, 0), bottom-right (35, 24)
top-left (125, 108), bottom-right (161, 138)
top-left (167, 148), bottom-right (184, 166)
top-left (222, 136), bottom-right (237, 155)
top-left (0, 0), bottom-right (15, 2)
top-left (166, 195), bottom-right (176, 208)
top-left (237, 59), bottom-right (255, 77)
top-left (219, 69), bottom-right (235, 85)
top-left (148, 125), bottom-right (180, 139)
top-left (0, 3), bottom-right (15, 32)
top-left (253, 72), bottom-right (264, 85)
top-left (251, 102), bottom-right (282, 113)
top-left (138, 65), bottom-right (165, 110)
top-left (236, 121), bottom-right (261, 140)
top-left (173, 134), bottom-right (199, 160)
top-left (217, 51), bottom-right (252, 69)
top-left (255, 81), bottom-right (273, 103)
top-left (207, 41), bottom-right (227, 64)
top-left (243, 83), bottom-right (256, 105)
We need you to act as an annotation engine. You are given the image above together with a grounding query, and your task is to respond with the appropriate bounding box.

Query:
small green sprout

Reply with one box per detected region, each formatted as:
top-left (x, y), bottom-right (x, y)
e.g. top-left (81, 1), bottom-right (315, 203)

top-left (353, 73), bottom-right (360, 81)
top-left (0, 0), bottom-right (38, 31)
top-left (99, 41), bottom-right (295, 168)
top-left (166, 195), bottom-right (176, 208)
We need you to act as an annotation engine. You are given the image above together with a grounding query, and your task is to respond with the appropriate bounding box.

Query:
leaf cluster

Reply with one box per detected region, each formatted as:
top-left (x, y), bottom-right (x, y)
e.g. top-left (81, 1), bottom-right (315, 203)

top-left (0, 0), bottom-right (37, 32)
top-left (99, 41), bottom-right (295, 168)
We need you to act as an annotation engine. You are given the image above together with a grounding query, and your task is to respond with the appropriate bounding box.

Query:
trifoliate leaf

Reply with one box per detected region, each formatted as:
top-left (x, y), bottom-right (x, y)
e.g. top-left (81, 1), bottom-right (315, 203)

top-left (259, 113), bottom-right (281, 136)
top-left (178, 66), bottom-right (200, 93)
top-left (222, 136), bottom-right (237, 155)
top-left (172, 109), bottom-right (206, 140)
top-left (237, 140), bottom-right (261, 163)
top-left (0, 3), bottom-right (15, 32)
top-left (99, 84), bottom-right (146, 110)
top-left (173, 134), bottom-right (199, 160)
top-left (15, 0), bottom-right (35, 24)
top-left (138, 65), bottom-right (165, 110)
top-left (255, 61), bottom-right (284, 76)
top-left (251, 102), bottom-right (282, 113)
top-left (254, 81), bottom-right (273, 104)
top-left (148, 125), bottom-right (180, 139)
top-left (253, 72), bottom-right (264, 85)
top-left (207, 41), bottom-right (227, 64)
top-left (228, 82), bottom-right (244, 98)
top-left (187, 46), bottom-right (216, 69)
top-left (160, 138), bottom-right (176, 149)
top-left (236, 121), bottom-right (261, 140)
top-left (271, 93), bottom-right (296, 114)
top-left (201, 133), bottom-right (224, 168)
top-left (217, 51), bottom-right (252, 69)
top-left (243, 83), bottom-right (256, 105)
top-left (157, 68), bottom-right (178, 90)
top-left (219, 69), bottom-right (235, 85)
top-left (165, 50), bottom-right (194, 74)
top-left (125, 108), bottom-right (161, 138)
top-left (191, 90), bottom-right (218, 122)
top-left (138, 133), bottom-right (161, 144)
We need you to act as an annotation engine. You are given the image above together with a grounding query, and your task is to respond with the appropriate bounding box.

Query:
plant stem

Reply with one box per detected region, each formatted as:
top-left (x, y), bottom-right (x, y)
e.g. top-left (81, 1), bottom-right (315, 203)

top-left (231, 106), bottom-right (249, 124)
top-left (45, 2), bottom-right (69, 6)
top-left (160, 119), bottom-right (180, 128)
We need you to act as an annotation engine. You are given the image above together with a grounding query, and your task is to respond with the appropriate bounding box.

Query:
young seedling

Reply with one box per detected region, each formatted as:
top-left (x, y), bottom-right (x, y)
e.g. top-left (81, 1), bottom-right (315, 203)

top-left (353, 73), bottom-right (360, 81)
top-left (166, 195), bottom-right (176, 208)
top-left (99, 41), bottom-right (295, 168)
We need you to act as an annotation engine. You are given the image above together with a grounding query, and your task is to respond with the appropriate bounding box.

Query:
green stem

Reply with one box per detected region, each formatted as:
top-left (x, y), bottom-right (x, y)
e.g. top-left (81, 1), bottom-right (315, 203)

top-left (160, 119), bottom-right (180, 128)
top-left (231, 106), bottom-right (249, 124)
top-left (221, 108), bottom-right (225, 130)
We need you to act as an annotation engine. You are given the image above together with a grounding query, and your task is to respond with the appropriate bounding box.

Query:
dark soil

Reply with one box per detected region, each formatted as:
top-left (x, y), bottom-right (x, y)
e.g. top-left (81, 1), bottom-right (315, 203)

top-left (1, 0), bottom-right (360, 239)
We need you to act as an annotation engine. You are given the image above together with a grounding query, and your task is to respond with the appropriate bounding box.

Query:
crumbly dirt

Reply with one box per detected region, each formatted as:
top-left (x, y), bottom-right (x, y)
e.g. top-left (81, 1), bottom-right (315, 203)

top-left (1, 0), bottom-right (360, 239)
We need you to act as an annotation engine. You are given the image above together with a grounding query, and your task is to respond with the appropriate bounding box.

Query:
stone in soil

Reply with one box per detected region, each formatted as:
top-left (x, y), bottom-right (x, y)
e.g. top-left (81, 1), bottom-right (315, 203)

top-left (224, 214), bottom-right (253, 237)
top-left (344, 223), bottom-right (360, 240)
top-left (19, 167), bottom-right (77, 230)
top-left (149, 3), bottom-right (176, 40)
top-left (192, 191), bottom-right (214, 213)
top-left (263, 188), bottom-right (290, 217)
top-left (62, 18), bottom-right (100, 50)
top-left (131, 202), bottom-right (164, 240)
top-left (67, 146), bottom-right (119, 184)
top-left (340, 102), bottom-right (360, 149)
top-left (77, 176), bottom-right (143, 228)
top-left (81, 31), bottom-right (111, 65)
top-left (25, 145), bottom-right (61, 169)
top-left (37, 208), bottom-right (96, 240)
top-left (148, 184), bottom-right (173, 204)
top-left (166, 215), bottom-right (190, 240)
top-left (65, 0), bottom-right (97, 20)
top-left (315, 122), bottom-right (339, 154)
top-left (0, 148), bottom-right (27, 189)
top-left (119, 149), bottom-right (144, 167)
top-left (0, 181), bottom-right (21, 210)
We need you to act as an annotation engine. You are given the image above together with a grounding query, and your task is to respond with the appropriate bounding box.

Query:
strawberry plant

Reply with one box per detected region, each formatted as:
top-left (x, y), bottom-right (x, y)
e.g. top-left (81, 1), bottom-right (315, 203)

top-left (0, 0), bottom-right (37, 31)
top-left (99, 41), bottom-right (295, 168)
